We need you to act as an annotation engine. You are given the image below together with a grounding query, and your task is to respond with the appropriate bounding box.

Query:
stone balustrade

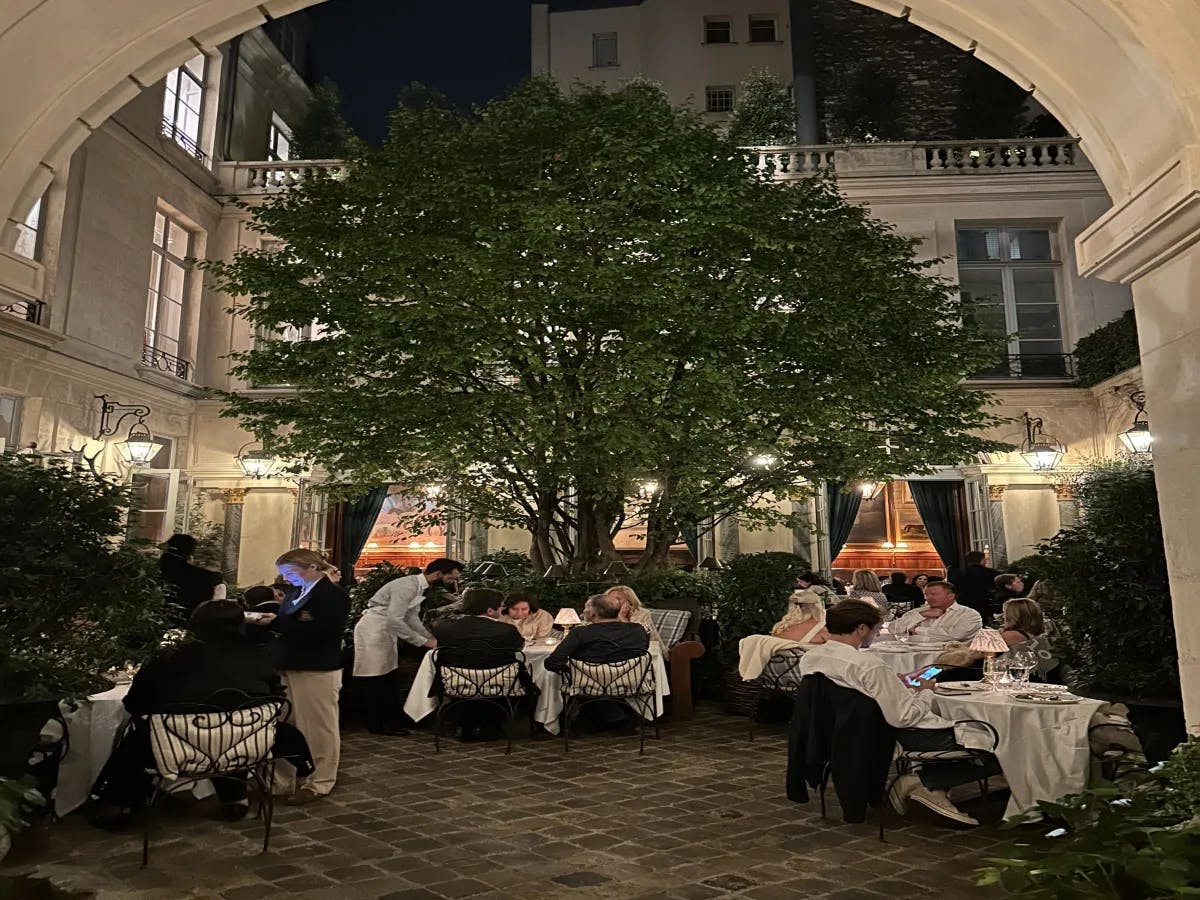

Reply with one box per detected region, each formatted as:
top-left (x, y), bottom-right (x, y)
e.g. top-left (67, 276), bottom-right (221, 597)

top-left (215, 160), bottom-right (347, 194)
top-left (751, 138), bottom-right (1087, 180)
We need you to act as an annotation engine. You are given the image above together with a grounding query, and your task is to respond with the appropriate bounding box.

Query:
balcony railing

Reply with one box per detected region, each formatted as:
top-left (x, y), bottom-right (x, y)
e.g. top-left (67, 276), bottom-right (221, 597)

top-left (967, 353), bottom-right (1076, 382)
top-left (1, 298), bottom-right (46, 325)
top-left (752, 138), bottom-right (1088, 181)
top-left (216, 160), bottom-right (347, 194)
top-left (161, 118), bottom-right (207, 164)
top-left (141, 344), bottom-right (192, 381)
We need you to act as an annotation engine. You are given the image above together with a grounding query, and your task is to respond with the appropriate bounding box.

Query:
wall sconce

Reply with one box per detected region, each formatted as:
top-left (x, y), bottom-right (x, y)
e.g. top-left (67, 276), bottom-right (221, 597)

top-left (94, 395), bottom-right (163, 467)
top-left (1020, 412), bottom-right (1065, 472)
top-left (1117, 390), bottom-right (1153, 456)
top-left (235, 441), bottom-right (279, 479)
top-left (859, 481), bottom-right (885, 501)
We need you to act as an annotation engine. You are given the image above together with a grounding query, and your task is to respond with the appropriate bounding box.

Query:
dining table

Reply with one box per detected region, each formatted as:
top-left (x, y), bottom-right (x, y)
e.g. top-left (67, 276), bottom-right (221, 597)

top-left (863, 641), bottom-right (946, 676)
top-left (403, 639), bottom-right (669, 735)
top-left (929, 682), bottom-right (1104, 818)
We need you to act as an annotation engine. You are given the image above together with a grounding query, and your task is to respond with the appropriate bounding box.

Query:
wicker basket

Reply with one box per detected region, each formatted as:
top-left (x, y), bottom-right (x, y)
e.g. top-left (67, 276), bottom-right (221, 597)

top-left (722, 671), bottom-right (762, 717)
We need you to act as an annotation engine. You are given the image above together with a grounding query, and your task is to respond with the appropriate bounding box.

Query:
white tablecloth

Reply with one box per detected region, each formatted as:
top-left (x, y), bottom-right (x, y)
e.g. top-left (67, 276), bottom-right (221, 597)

top-left (55, 684), bottom-right (132, 817)
top-left (930, 685), bottom-right (1104, 818)
top-left (403, 642), bottom-right (669, 735)
top-left (863, 643), bottom-right (945, 675)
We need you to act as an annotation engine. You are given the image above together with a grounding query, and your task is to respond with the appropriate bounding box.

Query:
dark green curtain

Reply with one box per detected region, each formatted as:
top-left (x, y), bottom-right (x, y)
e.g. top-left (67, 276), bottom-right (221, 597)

top-left (909, 481), bottom-right (964, 570)
top-left (825, 482), bottom-right (862, 563)
top-left (680, 522), bottom-right (699, 562)
top-left (338, 486), bottom-right (390, 585)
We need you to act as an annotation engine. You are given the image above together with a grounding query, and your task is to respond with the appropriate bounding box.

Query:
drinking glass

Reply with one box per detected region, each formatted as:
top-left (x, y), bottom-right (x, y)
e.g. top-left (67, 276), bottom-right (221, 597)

top-left (1010, 649), bottom-right (1037, 690)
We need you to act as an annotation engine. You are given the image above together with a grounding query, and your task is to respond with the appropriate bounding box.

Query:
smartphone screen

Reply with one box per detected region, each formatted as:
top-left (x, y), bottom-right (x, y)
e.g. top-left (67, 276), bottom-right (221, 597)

top-left (906, 665), bottom-right (943, 686)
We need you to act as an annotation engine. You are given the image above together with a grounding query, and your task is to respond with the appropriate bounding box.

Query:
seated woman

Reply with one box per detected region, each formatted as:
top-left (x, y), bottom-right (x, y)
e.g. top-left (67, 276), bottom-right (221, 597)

top-left (770, 589), bottom-right (827, 644)
top-left (999, 597), bottom-right (1060, 681)
top-left (500, 592), bottom-right (554, 640)
top-left (87, 600), bottom-right (313, 829)
top-left (240, 585), bottom-right (281, 646)
top-left (605, 585), bottom-right (665, 650)
top-left (846, 569), bottom-right (887, 608)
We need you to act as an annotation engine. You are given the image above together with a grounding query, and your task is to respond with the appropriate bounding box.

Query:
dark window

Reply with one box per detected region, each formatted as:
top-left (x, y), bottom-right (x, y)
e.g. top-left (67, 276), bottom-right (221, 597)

top-left (705, 86), bottom-right (734, 113)
top-left (748, 16), bottom-right (776, 42)
top-left (704, 18), bottom-right (732, 43)
top-left (592, 32), bottom-right (618, 67)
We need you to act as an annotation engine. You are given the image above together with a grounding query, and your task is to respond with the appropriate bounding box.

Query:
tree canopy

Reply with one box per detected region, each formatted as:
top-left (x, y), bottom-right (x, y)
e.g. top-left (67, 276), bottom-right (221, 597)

top-left (208, 77), bottom-right (1001, 571)
top-left (727, 69), bottom-right (796, 145)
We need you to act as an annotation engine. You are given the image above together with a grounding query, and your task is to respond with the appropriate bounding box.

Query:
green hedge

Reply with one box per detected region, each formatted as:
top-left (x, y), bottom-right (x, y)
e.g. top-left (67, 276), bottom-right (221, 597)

top-left (1073, 310), bottom-right (1141, 387)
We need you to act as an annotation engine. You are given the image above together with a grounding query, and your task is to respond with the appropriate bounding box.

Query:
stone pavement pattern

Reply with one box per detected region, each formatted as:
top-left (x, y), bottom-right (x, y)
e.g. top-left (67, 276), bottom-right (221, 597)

top-left (6, 706), bottom-right (1010, 899)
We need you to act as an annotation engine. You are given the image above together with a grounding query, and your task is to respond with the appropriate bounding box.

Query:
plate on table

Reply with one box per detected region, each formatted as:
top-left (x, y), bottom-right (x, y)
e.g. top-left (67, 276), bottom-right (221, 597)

top-left (905, 643), bottom-right (947, 651)
top-left (936, 682), bottom-right (983, 693)
top-left (1013, 692), bottom-right (1080, 705)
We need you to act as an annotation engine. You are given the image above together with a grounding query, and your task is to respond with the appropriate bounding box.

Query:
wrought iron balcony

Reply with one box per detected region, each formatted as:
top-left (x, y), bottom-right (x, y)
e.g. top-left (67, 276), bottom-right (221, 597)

top-left (967, 353), bottom-right (1075, 382)
top-left (0, 297), bottom-right (45, 325)
top-left (160, 118), bottom-right (207, 164)
top-left (141, 344), bottom-right (192, 381)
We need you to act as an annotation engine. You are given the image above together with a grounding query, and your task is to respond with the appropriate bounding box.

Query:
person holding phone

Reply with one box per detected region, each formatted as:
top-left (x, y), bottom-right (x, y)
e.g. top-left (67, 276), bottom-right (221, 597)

top-left (799, 600), bottom-right (1000, 826)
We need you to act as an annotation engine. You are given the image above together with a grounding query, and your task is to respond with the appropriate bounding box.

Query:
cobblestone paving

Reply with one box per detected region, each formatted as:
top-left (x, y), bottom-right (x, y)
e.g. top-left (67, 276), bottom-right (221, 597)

top-left (5, 705), bottom-right (1012, 899)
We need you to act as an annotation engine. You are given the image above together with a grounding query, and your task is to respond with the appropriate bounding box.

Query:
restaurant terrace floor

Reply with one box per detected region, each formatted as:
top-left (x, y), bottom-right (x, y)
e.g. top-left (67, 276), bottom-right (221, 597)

top-left (5, 705), bottom-right (1009, 900)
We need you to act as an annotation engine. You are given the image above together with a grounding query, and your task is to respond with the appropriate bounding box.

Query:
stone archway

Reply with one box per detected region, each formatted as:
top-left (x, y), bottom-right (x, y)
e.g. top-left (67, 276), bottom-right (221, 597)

top-left (3, 0), bottom-right (1200, 728)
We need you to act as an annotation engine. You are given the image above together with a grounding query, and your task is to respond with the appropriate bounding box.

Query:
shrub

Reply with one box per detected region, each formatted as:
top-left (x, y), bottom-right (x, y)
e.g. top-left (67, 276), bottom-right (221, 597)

top-left (713, 551), bottom-right (809, 668)
top-left (0, 456), bottom-right (171, 700)
top-left (1026, 459), bottom-right (1174, 697)
top-left (1074, 310), bottom-right (1141, 387)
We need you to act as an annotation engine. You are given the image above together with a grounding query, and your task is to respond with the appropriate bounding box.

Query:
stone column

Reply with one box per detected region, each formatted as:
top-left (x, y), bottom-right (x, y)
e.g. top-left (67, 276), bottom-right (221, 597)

top-left (220, 488), bottom-right (247, 583)
top-left (987, 485), bottom-right (1008, 570)
top-left (719, 513), bottom-right (741, 559)
top-left (1054, 483), bottom-right (1079, 529)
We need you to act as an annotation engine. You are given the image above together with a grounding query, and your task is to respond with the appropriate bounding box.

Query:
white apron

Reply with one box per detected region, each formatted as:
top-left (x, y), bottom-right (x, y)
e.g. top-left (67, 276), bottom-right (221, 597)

top-left (352, 609), bottom-right (398, 677)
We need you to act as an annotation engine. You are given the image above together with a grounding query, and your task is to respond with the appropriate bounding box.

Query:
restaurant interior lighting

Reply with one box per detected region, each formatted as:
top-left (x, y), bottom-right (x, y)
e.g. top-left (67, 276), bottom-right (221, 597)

top-left (859, 481), bottom-right (885, 501)
top-left (235, 441), bottom-right (279, 479)
top-left (1117, 390), bottom-right (1153, 456)
top-left (1020, 412), bottom-right (1065, 472)
top-left (93, 394), bottom-right (164, 467)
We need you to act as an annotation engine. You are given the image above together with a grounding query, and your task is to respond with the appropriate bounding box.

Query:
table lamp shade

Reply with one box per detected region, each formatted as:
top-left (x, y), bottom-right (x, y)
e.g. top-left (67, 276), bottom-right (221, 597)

top-left (969, 628), bottom-right (1009, 655)
top-left (554, 608), bottom-right (582, 627)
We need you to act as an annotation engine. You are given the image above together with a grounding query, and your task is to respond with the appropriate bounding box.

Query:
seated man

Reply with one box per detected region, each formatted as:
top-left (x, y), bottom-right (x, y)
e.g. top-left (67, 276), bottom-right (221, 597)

top-left (800, 600), bottom-right (1000, 826)
top-left (893, 581), bottom-right (983, 644)
top-left (881, 572), bottom-right (923, 609)
top-left (546, 593), bottom-right (650, 733)
top-left (431, 587), bottom-right (525, 742)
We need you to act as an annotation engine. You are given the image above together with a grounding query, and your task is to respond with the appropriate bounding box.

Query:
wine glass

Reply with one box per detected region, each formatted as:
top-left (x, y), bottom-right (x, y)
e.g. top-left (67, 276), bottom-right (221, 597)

top-left (1009, 649), bottom-right (1037, 691)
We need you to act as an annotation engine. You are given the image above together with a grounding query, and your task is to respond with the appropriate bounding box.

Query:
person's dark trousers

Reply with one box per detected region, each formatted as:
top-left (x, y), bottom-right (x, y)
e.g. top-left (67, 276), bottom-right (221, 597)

top-left (449, 700), bottom-right (507, 741)
top-left (896, 728), bottom-right (1002, 791)
top-left (364, 670), bottom-right (403, 732)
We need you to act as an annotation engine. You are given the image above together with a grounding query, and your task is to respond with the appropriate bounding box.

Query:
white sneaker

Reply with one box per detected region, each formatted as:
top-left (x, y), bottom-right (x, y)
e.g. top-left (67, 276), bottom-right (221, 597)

top-left (888, 772), bottom-right (920, 815)
top-left (908, 786), bottom-right (980, 826)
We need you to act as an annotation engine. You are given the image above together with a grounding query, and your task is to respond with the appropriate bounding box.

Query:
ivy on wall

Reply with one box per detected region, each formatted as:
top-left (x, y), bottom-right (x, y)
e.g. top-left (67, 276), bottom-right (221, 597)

top-left (1074, 310), bottom-right (1141, 387)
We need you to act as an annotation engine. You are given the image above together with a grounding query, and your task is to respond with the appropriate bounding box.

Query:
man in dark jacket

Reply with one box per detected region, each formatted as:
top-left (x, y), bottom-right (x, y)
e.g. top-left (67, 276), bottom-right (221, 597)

top-left (432, 587), bottom-right (524, 741)
top-left (159, 533), bottom-right (223, 623)
top-left (947, 551), bottom-right (1000, 620)
top-left (881, 573), bottom-right (923, 609)
top-left (546, 593), bottom-right (650, 733)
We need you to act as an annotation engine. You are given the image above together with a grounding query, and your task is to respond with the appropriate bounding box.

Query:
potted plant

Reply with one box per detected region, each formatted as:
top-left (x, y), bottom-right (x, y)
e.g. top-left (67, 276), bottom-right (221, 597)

top-left (0, 776), bottom-right (45, 862)
top-left (0, 456), bottom-right (171, 775)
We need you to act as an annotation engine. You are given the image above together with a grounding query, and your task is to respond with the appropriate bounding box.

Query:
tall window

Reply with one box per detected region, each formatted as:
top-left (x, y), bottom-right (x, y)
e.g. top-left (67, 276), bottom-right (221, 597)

top-left (0, 395), bottom-right (21, 452)
top-left (704, 17), bottom-right (733, 43)
top-left (957, 225), bottom-right (1065, 375)
top-left (965, 479), bottom-right (992, 559)
top-left (748, 15), bottom-right (777, 42)
top-left (705, 85), bottom-right (735, 113)
top-left (13, 196), bottom-right (42, 260)
top-left (162, 54), bottom-right (206, 160)
top-left (592, 32), bottom-right (618, 68)
top-left (268, 114), bottom-right (292, 161)
top-left (145, 210), bottom-right (191, 365)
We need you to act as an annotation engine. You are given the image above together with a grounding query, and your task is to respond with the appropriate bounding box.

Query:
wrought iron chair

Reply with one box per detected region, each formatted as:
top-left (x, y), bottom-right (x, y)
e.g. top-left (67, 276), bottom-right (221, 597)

top-left (430, 641), bottom-right (529, 755)
top-left (888, 719), bottom-right (1001, 802)
top-left (748, 647), bottom-right (807, 742)
top-left (139, 691), bottom-right (288, 867)
top-left (559, 642), bottom-right (658, 754)
top-left (1088, 719), bottom-right (1150, 783)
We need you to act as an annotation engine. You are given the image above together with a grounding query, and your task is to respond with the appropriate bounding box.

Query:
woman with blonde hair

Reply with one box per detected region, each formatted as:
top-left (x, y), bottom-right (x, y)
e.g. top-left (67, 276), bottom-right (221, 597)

top-left (771, 589), bottom-right (827, 644)
top-left (1000, 597), bottom-right (1047, 647)
top-left (846, 569), bottom-right (886, 608)
top-left (267, 548), bottom-right (350, 803)
top-left (604, 585), bottom-right (665, 649)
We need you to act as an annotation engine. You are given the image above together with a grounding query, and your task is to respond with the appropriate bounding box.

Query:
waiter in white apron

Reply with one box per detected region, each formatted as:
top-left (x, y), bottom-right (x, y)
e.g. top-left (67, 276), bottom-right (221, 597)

top-left (352, 557), bottom-right (464, 735)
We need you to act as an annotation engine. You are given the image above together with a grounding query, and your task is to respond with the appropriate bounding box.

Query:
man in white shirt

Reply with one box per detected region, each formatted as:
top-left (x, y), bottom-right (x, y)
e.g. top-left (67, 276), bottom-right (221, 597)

top-left (352, 558), bottom-right (463, 735)
top-left (800, 600), bottom-right (1000, 826)
top-left (893, 581), bottom-right (983, 644)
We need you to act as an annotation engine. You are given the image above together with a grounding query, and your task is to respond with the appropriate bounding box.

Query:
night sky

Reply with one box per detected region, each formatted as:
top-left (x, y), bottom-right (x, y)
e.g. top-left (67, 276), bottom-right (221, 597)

top-left (304, 0), bottom-right (532, 144)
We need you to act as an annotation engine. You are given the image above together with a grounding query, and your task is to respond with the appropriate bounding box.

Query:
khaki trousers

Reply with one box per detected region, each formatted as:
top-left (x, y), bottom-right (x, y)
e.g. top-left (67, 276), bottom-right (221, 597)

top-left (276, 668), bottom-right (342, 796)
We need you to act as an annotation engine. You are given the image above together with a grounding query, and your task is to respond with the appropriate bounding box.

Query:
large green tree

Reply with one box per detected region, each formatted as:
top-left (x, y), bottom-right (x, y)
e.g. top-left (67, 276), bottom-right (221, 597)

top-left (727, 69), bottom-right (796, 145)
top-left (209, 78), bottom-right (1000, 571)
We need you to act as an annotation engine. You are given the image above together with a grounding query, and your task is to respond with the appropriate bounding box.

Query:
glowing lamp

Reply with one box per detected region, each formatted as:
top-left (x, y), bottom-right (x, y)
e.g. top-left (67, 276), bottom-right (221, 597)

top-left (1020, 412), bottom-right (1065, 472)
top-left (1117, 391), bottom-right (1153, 456)
top-left (554, 608), bottom-right (582, 630)
top-left (119, 421), bottom-right (164, 467)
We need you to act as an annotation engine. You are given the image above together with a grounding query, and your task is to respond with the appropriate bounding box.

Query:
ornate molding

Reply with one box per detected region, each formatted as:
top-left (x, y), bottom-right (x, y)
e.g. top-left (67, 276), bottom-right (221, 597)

top-left (220, 488), bottom-right (248, 505)
top-left (1053, 483), bottom-right (1075, 501)
top-left (988, 485), bottom-right (1006, 501)
top-left (1077, 145), bottom-right (1200, 283)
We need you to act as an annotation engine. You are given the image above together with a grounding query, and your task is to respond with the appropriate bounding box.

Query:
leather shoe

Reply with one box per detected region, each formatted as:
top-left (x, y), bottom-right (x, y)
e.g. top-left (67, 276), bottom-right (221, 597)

top-left (286, 788), bottom-right (324, 806)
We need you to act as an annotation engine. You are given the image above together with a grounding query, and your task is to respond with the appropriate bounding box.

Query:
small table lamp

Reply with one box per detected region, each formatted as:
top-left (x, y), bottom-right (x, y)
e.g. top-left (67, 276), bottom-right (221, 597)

top-left (554, 607), bottom-right (582, 635)
top-left (970, 628), bottom-right (1011, 691)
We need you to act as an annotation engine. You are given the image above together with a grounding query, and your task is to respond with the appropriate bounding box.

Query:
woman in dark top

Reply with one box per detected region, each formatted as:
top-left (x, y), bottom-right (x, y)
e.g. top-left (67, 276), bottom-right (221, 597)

top-left (264, 548), bottom-right (350, 803)
top-left (88, 601), bottom-right (312, 828)
top-left (159, 533), bottom-right (222, 623)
